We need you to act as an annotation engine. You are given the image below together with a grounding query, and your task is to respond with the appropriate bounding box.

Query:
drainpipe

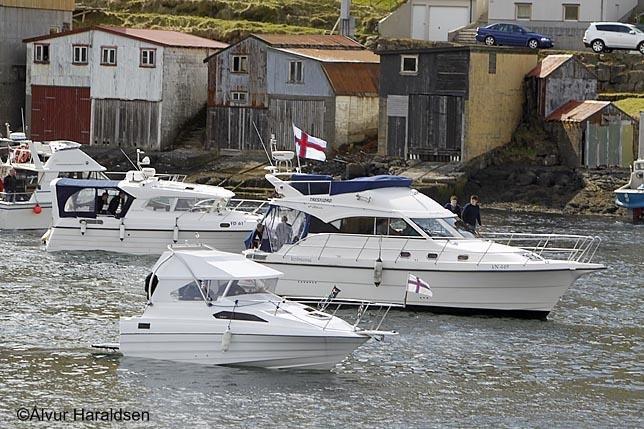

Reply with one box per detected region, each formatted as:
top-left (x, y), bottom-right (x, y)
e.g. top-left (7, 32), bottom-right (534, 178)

top-left (470, 0), bottom-right (473, 23)
top-left (600, 0), bottom-right (604, 21)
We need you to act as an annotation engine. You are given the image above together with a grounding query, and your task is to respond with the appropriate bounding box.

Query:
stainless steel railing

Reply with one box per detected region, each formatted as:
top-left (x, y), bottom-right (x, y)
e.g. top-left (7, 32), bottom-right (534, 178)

top-left (479, 232), bottom-right (602, 263)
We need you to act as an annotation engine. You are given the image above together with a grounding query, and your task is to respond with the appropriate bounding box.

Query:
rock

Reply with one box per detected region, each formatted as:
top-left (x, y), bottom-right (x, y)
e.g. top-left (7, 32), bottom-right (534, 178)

top-left (537, 172), bottom-right (556, 187)
top-left (595, 63), bottom-right (611, 81)
top-left (195, 176), bottom-right (210, 184)
top-left (345, 162), bottom-right (366, 179)
top-left (543, 154), bottom-right (558, 166)
top-left (556, 174), bottom-right (571, 187)
top-left (517, 170), bottom-right (537, 186)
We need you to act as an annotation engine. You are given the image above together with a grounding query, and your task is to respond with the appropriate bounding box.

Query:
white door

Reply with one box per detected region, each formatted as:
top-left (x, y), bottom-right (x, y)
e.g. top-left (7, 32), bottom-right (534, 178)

top-left (428, 6), bottom-right (470, 41)
top-left (411, 5), bottom-right (427, 40)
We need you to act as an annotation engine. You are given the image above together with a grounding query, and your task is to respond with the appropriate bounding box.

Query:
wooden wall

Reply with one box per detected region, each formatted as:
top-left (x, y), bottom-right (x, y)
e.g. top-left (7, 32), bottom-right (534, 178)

top-left (92, 99), bottom-right (160, 149)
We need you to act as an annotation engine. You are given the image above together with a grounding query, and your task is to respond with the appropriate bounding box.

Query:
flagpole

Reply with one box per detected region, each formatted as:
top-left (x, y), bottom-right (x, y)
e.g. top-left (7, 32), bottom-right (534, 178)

top-left (293, 122), bottom-right (302, 173)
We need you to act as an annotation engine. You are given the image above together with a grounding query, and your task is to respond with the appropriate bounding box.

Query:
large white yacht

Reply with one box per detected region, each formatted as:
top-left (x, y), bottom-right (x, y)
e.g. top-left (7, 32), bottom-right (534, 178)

top-left (0, 140), bottom-right (107, 229)
top-left (244, 173), bottom-right (605, 318)
top-left (44, 169), bottom-right (265, 255)
top-left (94, 245), bottom-right (396, 370)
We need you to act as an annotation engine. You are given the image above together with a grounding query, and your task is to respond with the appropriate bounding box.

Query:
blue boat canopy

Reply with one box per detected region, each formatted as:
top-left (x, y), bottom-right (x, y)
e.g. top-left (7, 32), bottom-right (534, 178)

top-left (290, 174), bottom-right (332, 182)
top-left (329, 175), bottom-right (412, 195)
top-left (55, 178), bottom-right (121, 190)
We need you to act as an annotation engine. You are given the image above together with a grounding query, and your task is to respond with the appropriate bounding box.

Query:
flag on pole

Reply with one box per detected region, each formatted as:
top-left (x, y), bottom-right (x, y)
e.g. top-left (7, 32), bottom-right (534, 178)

top-left (407, 274), bottom-right (432, 297)
top-left (293, 124), bottom-right (327, 161)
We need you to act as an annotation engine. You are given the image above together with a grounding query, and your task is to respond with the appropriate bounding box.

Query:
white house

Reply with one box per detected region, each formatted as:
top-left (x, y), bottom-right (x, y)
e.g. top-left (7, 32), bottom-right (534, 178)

top-left (379, 0), bottom-right (489, 41)
top-left (487, 0), bottom-right (640, 50)
top-left (24, 26), bottom-right (226, 149)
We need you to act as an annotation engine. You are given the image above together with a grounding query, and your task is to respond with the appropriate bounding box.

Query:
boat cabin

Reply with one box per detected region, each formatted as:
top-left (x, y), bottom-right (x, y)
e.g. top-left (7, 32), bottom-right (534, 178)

top-left (146, 247), bottom-right (283, 306)
top-left (250, 174), bottom-right (475, 253)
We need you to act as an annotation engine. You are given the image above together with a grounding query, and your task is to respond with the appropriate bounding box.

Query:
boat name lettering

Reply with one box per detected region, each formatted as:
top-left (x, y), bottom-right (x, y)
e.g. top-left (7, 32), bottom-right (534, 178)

top-left (491, 264), bottom-right (510, 270)
top-left (290, 256), bottom-right (313, 263)
top-left (309, 197), bottom-right (332, 203)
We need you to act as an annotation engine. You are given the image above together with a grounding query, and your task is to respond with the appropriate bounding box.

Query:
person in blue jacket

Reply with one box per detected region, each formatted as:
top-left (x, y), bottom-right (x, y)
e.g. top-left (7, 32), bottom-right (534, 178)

top-left (461, 195), bottom-right (482, 232)
top-left (444, 195), bottom-right (462, 217)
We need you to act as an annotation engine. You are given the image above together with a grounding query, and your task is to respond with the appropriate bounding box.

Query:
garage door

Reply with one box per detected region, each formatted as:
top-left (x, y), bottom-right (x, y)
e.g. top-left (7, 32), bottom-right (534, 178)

top-left (31, 85), bottom-right (91, 144)
top-left (428, 6), bottom-right (470, 41)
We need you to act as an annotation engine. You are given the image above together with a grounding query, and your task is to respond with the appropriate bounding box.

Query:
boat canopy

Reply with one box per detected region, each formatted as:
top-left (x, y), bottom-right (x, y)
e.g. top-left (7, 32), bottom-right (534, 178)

top-left (153, 248), bottom-right (283, 281)
top-left (56, 178), bottom-right (121, 191)
top-left (287, 174), bottom-right (412, 196)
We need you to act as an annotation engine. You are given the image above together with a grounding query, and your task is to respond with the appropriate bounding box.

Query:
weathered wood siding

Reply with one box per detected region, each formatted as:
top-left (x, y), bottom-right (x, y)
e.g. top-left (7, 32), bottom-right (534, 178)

top-left (541, 59), bottom-right (597, 118)
top-left (268, 97), bottom-right (333, 150)
top-left (206, 107), bottom-right (268, 152)
top-left (92, 99), bottom-right (160, 149)
top-left (408, 94), bottom-right (463, 160)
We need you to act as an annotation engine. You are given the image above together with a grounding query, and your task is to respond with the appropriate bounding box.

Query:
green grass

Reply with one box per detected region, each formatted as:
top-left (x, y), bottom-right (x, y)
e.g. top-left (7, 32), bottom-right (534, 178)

top-left (614, 98), bottom-right (644, 119)
top-left (76, 0), bottom-right (405, 42)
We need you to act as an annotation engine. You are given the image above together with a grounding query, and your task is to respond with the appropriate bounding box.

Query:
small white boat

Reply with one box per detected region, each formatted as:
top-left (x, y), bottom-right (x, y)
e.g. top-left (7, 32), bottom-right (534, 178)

top-left (614, 159), bottom-right (644, 223)
top-left (0, 140), bottom-right (107, 229)
top-left (94, 245), bottom-right (396, 370)
top-left (244, 172), bottom-right (605, 318)
top-left (44, 169), bottom-right (266, 255)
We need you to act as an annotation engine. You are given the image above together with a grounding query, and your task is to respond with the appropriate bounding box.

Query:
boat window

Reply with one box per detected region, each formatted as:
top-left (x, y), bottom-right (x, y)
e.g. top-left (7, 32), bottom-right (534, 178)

top-left (170, 281), bottom-right (203, 301)
top-left (337, 217), bottom-right (420, 236)
top-left (175, 197), bottom-right (199, 211)
top-left (309, 215), bottom-right (340, 233)
top-left (340, 217), bottom-right (375, 234)
top-left (64, 188), bottom-right (96, 213)
top-left (412, 218), bottom-right (469, 239)
top-left (145, 197), bottom-right (173, 212)
top-left (224, 277), bottom-right (279, 297)
top-left (443, 217), bottom-right (476, 238)
top-left (261, 206), bottom-right (308, 252)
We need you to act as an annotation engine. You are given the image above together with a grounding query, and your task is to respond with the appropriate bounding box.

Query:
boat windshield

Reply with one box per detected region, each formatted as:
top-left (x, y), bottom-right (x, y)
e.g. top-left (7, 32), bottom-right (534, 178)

top-left (411, 217), bottom-right (476, 239)
top-left (171, 277), bottom-right (279, 302)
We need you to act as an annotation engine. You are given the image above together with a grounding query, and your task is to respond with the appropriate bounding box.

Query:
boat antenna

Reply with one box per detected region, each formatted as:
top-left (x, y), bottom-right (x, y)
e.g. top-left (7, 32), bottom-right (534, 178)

top-left (252, 120), bottom-right (273, 167)
top-left (20, 108), bottom-right (25, 134)
top-left (120, 148), bottom-right (139, 170)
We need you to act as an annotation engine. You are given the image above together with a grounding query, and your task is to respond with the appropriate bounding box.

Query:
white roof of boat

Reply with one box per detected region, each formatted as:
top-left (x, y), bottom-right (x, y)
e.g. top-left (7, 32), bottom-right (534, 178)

top-left (43, 143), bottom-right (106, 172)
top-left (119, 177), bottom-right (235, 199)
top-left (153, 248), bottom-right (283, 280)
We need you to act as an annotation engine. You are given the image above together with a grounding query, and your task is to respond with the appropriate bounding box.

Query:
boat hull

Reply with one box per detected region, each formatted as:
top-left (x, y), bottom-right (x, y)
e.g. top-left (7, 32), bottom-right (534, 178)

top-left (262, 261), bottom-right (601, 317)
top-left (119, 331), bottom-right (368, 370)
top-left (614, 189), bottom-right (644, 209)
top-left (46, 226), bottom-right (251, 255)
top-left (0, 202), bottom-right (52, 230)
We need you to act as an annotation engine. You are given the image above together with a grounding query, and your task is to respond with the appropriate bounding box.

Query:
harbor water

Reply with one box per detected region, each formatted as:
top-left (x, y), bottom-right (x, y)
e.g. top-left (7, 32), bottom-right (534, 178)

top-left (0, 211), bottom-right (641, 428)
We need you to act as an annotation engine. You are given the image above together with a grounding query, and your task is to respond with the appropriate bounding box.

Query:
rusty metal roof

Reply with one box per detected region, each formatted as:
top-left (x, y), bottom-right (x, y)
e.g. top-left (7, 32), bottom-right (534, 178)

top-left (527, 54), bottom-right (573, 78)
top-left (546, 100), bottom-right (611, 122)
top-left (24, 25), bottom-right (227, 49)
top-left (253, 34), bottom-right (363, 49)
top-left (321, 62), bottom-right (379, 96)
top-left (275, 48), bottom-right (379, 63)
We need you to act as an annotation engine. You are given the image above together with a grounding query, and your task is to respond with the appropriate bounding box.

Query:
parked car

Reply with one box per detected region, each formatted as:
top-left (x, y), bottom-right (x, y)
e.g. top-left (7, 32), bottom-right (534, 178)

top-left (583, 22), bottom-right (644, 54)
top-left (475, 23), bottom-right (554, 49)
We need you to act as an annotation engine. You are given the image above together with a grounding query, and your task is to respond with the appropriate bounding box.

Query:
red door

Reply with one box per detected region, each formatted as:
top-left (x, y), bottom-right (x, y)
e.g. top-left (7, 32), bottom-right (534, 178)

top-left (31, 86), bottom-right (91, 144)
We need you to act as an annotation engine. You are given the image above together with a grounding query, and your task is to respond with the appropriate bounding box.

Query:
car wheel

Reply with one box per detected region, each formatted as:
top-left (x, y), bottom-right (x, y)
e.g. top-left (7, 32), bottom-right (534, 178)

top-left (484, 36), bottom-right (496, 46)
top-left (528, 39), bottom-right (539, 49)
top-left (638, 42), bottom-right (644, 55)
top-left (591, 39), bottom-right (605, 53)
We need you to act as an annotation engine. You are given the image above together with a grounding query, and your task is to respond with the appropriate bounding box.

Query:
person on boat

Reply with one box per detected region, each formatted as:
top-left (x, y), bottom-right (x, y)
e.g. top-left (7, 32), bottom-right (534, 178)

top-left (251, 222), bottom-right (265, 249)
top-left (108, 191), bottom-right (127, 217)
top-left (461, 195), bottom-right (482, 233)
top-left (97, 191), bottom-right (109, 214)
top-left (274, 215), bottom-right (293, 250)
top-left (444, 195), bottom-right (462, 218)
top-left (3, 169), bottom-right (17, 202)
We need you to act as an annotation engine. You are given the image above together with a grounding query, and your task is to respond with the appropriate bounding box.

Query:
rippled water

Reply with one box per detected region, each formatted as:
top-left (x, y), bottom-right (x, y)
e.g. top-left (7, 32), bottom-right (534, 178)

top-left (1, 211), bottom-right (642, 428)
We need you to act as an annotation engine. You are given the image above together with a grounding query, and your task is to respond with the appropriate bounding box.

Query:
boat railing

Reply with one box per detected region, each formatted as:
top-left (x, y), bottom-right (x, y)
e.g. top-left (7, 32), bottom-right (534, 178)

top-left (481, 232), bottom-right (602, 264)
top-left (0, 191), bottom-right (34, 203)
top-left (105, 171), bottom-right (187, 182)
top-left (228, 199), bottom-right (270, 215)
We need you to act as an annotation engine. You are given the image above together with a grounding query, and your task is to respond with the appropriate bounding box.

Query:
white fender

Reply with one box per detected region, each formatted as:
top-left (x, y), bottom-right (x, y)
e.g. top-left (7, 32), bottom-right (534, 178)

top-left (119, 221), bottom-right (125, 241)
top-left (173, 219), bottom-right (179, 243)
top-left (80, 220), bottom-right (87, 236)
top-left (373, 258), bottom-right (383, 286)
top-left (221, 328), bottom-right (232, 352)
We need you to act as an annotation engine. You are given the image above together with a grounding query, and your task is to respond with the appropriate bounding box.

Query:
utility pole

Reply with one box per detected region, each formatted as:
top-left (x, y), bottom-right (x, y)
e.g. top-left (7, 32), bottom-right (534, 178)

top-left (339, 0), bottom-right (355, 37)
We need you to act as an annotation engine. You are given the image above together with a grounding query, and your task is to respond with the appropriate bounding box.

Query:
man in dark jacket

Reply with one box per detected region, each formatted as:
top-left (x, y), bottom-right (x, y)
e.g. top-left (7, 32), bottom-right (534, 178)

top-left (3, 169), bottom-right (17, 202)
top-left (461, 195), bottom-right (481, 232)
top-left (444, 195), bottom-right (462, 217)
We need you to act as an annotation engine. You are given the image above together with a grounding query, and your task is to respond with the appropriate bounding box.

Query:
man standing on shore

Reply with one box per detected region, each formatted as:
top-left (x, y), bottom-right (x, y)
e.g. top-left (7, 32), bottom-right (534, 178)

top-left (444, 195), bottom-right (462, 217)
top-left (461, 195), bottom-right (482, 233)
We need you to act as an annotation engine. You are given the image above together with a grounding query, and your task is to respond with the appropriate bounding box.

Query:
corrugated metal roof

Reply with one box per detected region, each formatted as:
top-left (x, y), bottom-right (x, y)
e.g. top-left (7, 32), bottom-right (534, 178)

top-left (24, 26), bottom-right (228, 49)
top-left (546, 100), bottom-right (611, 122)
top-left (253, 34), bottom-right (363, 49)
top-left (322, 62), bottom-right (379, 96)
top-left (527, 54), bottom-right (573, 78)
top-left (275, 48), bottom-right (379, 63)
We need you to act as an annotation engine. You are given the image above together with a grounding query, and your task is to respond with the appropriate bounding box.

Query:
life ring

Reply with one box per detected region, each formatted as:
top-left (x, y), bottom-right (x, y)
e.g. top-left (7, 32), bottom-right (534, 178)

top-left (13, 147), bottom-right (30, 163)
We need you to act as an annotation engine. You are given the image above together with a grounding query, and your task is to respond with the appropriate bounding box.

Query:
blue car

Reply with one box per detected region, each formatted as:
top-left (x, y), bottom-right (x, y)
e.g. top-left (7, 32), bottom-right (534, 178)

top-left (475, 23), bottom-right (554, 49)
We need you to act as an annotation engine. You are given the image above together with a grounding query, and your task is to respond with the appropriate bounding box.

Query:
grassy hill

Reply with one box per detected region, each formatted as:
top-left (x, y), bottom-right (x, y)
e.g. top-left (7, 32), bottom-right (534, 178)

top-left (76, 0), bottom-right (404, 42)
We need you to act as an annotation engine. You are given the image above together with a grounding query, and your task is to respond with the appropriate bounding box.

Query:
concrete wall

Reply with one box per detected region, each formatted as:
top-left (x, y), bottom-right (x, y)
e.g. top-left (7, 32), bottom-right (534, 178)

top-left (160, 46), bottom-right (212, 150)
top-left (0, 5), bottom-right (71, 132)
top-left (335, 95), bottom-right (379, 147)
top-left (463, 51), bottom-right (538, 160)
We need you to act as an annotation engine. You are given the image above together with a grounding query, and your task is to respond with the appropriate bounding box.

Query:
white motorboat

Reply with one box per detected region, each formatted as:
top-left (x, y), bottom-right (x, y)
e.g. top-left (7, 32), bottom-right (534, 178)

top-left (614, 159), bottom-right (644, 223)
top-left (244, 173), bottom-right (605, 318)
top-left (0, 140), bottom-right (107, 229)
top-left (94, 245), bottom-right (396, 370)
top-left (44, 169), bottom-right (266, 255)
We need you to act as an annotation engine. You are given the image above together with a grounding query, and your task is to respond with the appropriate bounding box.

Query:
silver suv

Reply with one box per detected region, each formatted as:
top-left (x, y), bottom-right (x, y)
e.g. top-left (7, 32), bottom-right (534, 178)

top-left (583, 22), bottom-right (644, 54)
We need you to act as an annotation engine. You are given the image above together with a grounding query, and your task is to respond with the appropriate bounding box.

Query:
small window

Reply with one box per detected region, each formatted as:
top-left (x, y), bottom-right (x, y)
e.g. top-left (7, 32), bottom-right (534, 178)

top-left (515, 3), bottom-right (532, 20)
top-left (101, 47), bottom-right (117, 65)
top-left (175, 198), bottom-right (199, 211)
top-left (488, 52), bottom-right (497, 74)
top-left (563, 4), bottom-right (579, 21)
top-left (231, 91), bottom-right (248, 105)
top-left (231, 55), bottom-right (248, 73)
top-left (140, 48), bottom-right (156, 67)
top-left (72, 45), bottom-right (88, 65)
top-left (288, 61), bottom-right (304, 83)
top-left (63, 188), bottom-right (96, 214)
top-left (400, 55), bottom-right (418, 74)
top-left (145, 197), bottom-right (173, 211)
top-left (34, 44), bottom-right (50, 63)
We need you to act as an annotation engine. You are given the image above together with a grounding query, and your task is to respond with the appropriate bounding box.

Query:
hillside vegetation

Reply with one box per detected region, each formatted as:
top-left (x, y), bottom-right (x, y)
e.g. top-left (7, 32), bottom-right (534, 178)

top-left (76, 0), bottom-right (403, 42)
